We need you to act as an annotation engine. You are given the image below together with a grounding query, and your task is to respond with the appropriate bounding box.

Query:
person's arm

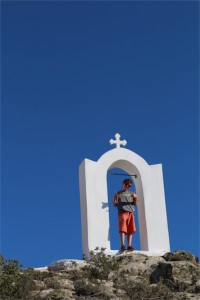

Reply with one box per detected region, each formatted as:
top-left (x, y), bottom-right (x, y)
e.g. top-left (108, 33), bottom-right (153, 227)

top-left (131, 192), bottom-right (138, 206)
top-left (113, 193), bottom-right (118, 207)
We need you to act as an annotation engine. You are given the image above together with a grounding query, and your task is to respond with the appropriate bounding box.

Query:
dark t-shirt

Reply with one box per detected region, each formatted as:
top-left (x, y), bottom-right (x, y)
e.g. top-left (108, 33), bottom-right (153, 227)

top-left (115, 190), bottom-right (135, 214)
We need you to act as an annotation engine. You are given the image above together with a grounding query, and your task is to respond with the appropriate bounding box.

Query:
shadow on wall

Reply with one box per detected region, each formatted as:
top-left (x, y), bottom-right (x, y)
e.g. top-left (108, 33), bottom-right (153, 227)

top-left (101, 202), bottom-right (108, 210)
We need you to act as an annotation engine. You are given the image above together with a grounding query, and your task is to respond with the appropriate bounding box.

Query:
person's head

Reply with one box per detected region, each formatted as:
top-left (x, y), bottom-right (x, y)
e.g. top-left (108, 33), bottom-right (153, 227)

top-left (122, 178), bottom-right (133, 190)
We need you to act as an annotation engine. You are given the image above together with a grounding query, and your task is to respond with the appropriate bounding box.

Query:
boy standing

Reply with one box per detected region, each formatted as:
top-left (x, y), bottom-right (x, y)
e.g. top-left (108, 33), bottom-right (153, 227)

top-left (113, 178), bottom-right (138, 253)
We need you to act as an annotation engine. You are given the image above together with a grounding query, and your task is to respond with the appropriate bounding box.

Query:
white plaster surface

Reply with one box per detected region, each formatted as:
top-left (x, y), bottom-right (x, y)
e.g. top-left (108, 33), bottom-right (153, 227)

top-left (33, 267), bottom-right (48, 271)
top-left (79, 146), bottom-right (170, 258)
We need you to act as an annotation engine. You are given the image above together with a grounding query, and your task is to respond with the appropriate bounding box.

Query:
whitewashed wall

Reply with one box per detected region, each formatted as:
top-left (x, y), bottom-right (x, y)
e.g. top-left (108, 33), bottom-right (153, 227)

top-left (79, 147), bottom-right (170, 257)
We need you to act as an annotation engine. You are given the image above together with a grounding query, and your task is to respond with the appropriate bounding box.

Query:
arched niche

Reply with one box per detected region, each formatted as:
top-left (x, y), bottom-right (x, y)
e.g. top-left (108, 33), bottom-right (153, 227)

top-left (79, 147), bottom-right (170, 257)
top-left (106, 167), bottom-right (140, 250)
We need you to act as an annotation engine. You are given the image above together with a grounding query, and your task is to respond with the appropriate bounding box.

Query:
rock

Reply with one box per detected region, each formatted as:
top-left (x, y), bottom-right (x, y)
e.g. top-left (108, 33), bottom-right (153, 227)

top-left (119, 252), bottom-right (148, 263)
top-left (149, 259), bottom-right (200, 294)
top-left (44, 276), bottom-right (74, 290)
top-left (119, 253), bottom-right (166, 276)
top-left (176, 292), bottom-right (200, 300)
top-left (149, 262), bottom-right (173, 283)
top-left (48, 288), bottom-right (75, 300)
top-left (195, 279), bottom-right (200, 293)
top-left (98, 281), bottom-right (116, 299)
top-left (144, 255), bottom-right (166, 267)
top-left (74, 278), bottom-right (97, 296)
top-left (48, 259), bottom-right (86, 271)
top-left (169, 261), bottom-right (200, 288)
top-left (32, 287), bottom-right (75, 300)
top-left (118, 253), bottom-right (147, 275)
top-left (31, 288), bottom-right (54, 299)
top-left (108, 271), bottom-right (116, 280)
top-left (7, 250), bottom-right (200, 300)
top-left (163, 250), bottom-right (195, 262)
top-left (58, 279), bottom-right (74, 290)
top-left (33, 279), bottom-right (47, 290)
top-left (34, 266), bottom-right (48, 272)
top-left (120, 261), bottom-right (147, 275)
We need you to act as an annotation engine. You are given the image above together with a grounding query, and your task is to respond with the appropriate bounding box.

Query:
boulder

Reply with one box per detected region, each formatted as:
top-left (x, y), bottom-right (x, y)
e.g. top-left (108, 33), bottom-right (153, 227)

top-left (48, 259), bottom-right (86, 271)
top-left (149, 262), bottom-right (173, 284)
top-left (119, 253), bottom-right (166, 276)
top-left (169, 261), bottom-right (200, 286)
top-left (163, 250), bottom-right (195, 262)
top-left (149, 259), bottom-right (200, 294)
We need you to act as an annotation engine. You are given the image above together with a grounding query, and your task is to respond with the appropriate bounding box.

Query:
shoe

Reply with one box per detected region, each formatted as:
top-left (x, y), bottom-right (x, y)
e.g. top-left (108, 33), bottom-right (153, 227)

top-left (127, 246), bottom-right (135, 252)
top-left (120, 245), bottom-right (126, 253)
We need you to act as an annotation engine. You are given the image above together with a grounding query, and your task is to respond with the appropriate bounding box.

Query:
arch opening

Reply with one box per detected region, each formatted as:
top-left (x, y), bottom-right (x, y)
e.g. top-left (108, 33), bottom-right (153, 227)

top-left (107, 167), bottom-right (141, 251)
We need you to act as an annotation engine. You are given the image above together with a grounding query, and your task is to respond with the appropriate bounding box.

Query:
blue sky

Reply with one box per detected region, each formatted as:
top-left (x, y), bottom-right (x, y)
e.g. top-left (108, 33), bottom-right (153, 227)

top-left (1, 1), bottom-right (199, 268)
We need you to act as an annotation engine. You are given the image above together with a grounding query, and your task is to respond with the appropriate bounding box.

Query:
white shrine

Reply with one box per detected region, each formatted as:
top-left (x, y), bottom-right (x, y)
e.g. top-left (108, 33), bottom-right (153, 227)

top-left (79, 133), bottom-right (170, 257)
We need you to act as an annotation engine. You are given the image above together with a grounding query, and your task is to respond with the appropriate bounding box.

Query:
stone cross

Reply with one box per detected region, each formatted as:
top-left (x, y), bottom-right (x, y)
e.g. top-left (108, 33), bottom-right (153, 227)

top-left (109, 133), bottom-right (127, 148)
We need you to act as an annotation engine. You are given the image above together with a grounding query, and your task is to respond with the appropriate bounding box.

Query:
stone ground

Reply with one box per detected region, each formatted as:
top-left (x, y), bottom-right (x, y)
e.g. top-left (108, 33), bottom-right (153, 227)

top-left (28, 250), bottom-right (200, 300)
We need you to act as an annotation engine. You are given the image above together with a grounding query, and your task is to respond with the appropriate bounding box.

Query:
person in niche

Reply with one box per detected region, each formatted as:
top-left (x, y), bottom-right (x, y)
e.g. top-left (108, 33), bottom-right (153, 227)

top-left (113, 178), bottom-right (138, 253)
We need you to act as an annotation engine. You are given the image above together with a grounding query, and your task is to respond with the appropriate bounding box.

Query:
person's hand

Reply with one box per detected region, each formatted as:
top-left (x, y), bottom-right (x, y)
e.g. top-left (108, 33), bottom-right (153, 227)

top-left (131, 192), bottom-right (137, 199)
top-left (113, 193), bottom-right (118, 206)
top-left (131, 192), bottom-right (138, 206)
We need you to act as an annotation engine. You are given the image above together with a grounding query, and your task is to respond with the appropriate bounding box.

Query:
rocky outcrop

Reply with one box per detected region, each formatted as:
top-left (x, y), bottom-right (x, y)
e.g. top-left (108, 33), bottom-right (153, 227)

top-left (26, 250), bottom-right (200, 300)
top-left (163, 250), bottom-right (196, 262)
top-left (48, 259), bottom-right (86, 272)
top-left (2, 250), bottom-right (199, 300)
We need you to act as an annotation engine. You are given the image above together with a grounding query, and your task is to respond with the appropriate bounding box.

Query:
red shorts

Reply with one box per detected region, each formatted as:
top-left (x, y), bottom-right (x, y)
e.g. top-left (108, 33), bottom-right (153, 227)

top-left (118, 212), bottom-right (136, 234)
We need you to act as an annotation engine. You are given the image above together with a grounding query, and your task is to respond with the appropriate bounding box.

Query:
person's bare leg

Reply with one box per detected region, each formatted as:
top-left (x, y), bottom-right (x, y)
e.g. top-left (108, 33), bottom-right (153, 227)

top-left (127, 234), bottom-right (135, 251)
top-left (120, 232), bottom-right (125, 247)
top-left (127, 234), bottom-right (132, 247)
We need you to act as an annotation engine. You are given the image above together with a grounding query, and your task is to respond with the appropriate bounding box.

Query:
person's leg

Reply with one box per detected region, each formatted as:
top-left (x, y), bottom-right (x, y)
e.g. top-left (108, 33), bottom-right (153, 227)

top-left (120, 232), bottom-right (125, 247)
top-left (127, 213), bottom-right (136, 251)
top-left (118, 212), bottom-right (128, 251)
top-left (127, 233), bottom-right (132, 247)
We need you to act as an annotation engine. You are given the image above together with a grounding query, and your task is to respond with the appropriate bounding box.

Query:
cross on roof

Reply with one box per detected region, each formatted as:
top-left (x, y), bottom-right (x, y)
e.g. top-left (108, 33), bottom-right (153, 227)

top-left (109, 133), bottom-right (127, 148)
